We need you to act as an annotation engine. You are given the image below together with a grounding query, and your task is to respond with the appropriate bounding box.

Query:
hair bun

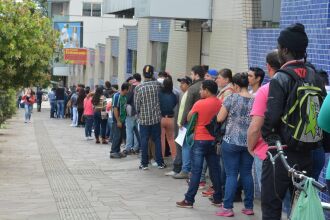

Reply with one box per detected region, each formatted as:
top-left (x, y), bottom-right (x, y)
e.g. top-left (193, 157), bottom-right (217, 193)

top-left (289, 23), bottom-right (305, 33)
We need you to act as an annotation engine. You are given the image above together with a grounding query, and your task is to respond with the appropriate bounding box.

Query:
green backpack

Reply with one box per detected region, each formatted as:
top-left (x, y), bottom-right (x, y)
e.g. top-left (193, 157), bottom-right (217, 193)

top-left (185, 113), bottom-right (198, 148)
top-left (280, 67), bottom-right (324, 150)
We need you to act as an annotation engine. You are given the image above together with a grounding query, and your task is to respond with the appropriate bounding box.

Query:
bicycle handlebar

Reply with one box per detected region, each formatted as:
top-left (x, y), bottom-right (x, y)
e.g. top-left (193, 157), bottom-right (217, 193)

top-left (274, 141), bottom-right (327, 192)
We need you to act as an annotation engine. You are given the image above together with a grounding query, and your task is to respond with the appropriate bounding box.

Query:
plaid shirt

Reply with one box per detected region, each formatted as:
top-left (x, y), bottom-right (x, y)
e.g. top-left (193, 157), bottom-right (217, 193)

top-left (134, 80), bottom-right (161, 125)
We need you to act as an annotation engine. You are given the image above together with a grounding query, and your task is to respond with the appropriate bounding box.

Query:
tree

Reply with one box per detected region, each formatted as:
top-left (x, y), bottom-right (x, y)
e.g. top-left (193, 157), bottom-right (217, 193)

top-left (0, 0), bottom-right (56, 90)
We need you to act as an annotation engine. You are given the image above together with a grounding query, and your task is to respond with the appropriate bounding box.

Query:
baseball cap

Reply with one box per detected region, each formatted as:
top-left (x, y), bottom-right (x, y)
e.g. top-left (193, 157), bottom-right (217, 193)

top-left (177, 76), bottom-right (192, 85)
top-left (208, 69), bottom-right (218, 79)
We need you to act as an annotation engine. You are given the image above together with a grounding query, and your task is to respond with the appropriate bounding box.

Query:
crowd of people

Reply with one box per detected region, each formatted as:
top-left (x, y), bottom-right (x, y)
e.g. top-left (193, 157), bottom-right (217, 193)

top-left (20, 23), bottom-right (330, 219)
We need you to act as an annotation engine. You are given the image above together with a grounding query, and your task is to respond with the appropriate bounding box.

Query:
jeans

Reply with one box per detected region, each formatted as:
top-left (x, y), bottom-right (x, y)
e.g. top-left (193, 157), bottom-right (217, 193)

top-left (50, 101), bottom-right (56, 118)
top-left (172, 144), bottom-right (183, 173)
top-left (125, 116), bottom-right (139, 151)
top-left (24, 104), bottom-right (33, 121)
top-left (106, 117), bottom-right (113, 140)
top-left (37, 100), bottom-right (42, 112)
top-left (221, 141), bottom-right (254, 209)
top-left (84, 115), bottom-right (93, 137)
top-left (185, 140), bottom-right (222, 204)
top-left (182, 139), bottom-right (191, 173)
top-left (56, 100), bottom-right (64, 118)
top-left (200, 159), bottom-right (208, 182)
top-left (139, 123), bottom-right (164, 166)
top-left (261, 150), bottom-right (312, 220)
top-left (111, 122), bottom-right (125, 154)
top-left (78, 108), bottom-right (84, 126)
top-left (312, 147), bottom-right (325, 181)
top-left (72, 107), bottom-right (78, 126)
top-left (254, 156), bottom-right (263, 190)
top-left (94, 112), bottom-right (107, 138)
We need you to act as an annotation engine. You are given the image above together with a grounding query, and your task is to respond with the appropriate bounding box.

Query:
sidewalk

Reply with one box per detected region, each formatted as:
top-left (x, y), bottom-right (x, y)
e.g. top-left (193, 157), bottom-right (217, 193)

top-left (0, 109), bottom-right (264, 220)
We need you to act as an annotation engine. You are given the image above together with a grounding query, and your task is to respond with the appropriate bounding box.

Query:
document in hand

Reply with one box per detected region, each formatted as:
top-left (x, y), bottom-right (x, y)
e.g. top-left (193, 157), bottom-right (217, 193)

top-left (175, 127), bottom-right (187, 146)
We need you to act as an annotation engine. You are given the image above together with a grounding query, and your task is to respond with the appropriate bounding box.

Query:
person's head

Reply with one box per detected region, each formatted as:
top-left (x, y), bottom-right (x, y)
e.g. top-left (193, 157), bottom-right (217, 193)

top-left (266, 50), bottom-right (281, 77)
top-left (317, 69), bottom-right (329, 86)
top-left (200, 80), bottom-right (218, 99)
top-left (277, 23), bottom-right (309, 65)
top-left (177, 76), bottom-right (192, 92)
top-left (133, 73), bottom-right (142, 82)
top-left (26, 88), bottom-right (32, 95)
top-left (191, 65), bottom-right (205, 81)
top-left (105, 81), bottom-right (111, 89)
top-left (143, 65), bottom-right (154, 79)
top-left (248, 67), bottom-right (265, 87)
top-left (161, 77), bottom-right (173, 93)
top-left (216, 68), bottom-right (232, 88)
top-left (126, 76), bottom-right (135, 84)
top-left (232, 72), bottom-right (249, 92)
top-left (85, 86), bottom-right (90, 95)
top-left (92, 87), bottom-right (104, 105)
top-left (205, 69), bottom-right (218, 80)
top-left (121, 82), bottom-right (131, 95)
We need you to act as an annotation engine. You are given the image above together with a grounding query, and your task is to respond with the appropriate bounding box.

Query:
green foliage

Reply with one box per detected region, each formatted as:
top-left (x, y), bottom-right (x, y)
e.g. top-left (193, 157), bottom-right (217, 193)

top-left (0, 0), bottom-right (56, 91)
top-left (0, 89), bottom-right (17, 126)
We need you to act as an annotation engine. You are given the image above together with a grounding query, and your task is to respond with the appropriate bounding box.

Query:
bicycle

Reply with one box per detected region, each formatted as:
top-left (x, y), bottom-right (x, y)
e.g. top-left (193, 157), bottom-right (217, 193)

top-left (267, 140), bottom-right (330, 219)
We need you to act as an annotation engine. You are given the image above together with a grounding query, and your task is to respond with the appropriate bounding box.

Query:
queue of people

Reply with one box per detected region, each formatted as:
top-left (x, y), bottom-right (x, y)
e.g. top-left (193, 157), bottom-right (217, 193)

top-left (21, 23), bottom-right (330, 219)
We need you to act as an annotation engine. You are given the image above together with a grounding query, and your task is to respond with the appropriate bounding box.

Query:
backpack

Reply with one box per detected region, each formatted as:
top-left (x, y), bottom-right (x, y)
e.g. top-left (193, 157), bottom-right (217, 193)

top-left (280, 67), bottom-right (324, 150)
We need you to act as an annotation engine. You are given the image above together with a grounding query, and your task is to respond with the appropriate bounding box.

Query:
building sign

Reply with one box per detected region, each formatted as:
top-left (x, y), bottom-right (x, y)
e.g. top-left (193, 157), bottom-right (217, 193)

top-left (64, 48), bottom-right (87, 65)
top-left (54, 22), bottom-right (83, 48)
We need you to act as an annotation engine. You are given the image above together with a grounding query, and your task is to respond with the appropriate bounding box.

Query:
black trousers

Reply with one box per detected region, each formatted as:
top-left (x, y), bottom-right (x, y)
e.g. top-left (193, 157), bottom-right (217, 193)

top-left (261, 150), bottom-right (312, 220)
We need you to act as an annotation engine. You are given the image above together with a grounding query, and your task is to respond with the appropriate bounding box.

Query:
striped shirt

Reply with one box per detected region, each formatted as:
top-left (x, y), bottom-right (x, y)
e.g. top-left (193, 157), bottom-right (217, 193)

top-left (134, 80), bottom-right (161, 125)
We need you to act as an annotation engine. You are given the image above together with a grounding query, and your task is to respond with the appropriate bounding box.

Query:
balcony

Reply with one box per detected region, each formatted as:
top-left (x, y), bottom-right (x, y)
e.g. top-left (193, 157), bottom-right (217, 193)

top-left (103, 0), bottom-right (134, 15)
top-left (134, 0), bottom-right (212, 20)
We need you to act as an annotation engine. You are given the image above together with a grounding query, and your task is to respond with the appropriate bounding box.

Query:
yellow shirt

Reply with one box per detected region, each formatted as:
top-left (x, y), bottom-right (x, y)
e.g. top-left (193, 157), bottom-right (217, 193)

top-left (177, 91), bottom-right (188, 126)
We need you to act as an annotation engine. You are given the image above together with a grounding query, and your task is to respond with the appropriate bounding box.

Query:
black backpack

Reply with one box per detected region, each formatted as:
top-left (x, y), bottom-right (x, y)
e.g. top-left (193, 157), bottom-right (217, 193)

top-left (279, 67), bottom-right (324, 150)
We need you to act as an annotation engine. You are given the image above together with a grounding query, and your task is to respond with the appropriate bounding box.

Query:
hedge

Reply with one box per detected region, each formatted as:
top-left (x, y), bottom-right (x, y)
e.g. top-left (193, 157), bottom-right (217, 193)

top-left (0, 89), bottom-right (17, 126)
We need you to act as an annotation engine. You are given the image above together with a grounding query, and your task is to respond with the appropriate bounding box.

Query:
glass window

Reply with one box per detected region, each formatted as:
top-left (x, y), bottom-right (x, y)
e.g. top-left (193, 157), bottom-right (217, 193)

top-left (83, 3), bottom-right (101, 17)
top-left (82, 3), bottom-right (91, 16)
top-left (92, 4), bottom-right (101, 17)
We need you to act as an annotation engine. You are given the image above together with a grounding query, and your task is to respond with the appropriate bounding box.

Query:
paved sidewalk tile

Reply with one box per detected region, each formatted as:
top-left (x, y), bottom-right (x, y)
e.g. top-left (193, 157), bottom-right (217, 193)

top-left (0, 110), bottom-right (269, 220)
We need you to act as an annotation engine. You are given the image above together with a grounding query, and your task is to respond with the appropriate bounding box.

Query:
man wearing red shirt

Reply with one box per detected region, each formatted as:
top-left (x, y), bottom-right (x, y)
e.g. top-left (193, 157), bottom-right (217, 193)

top-left (176, 80), bottom-right (223, 208)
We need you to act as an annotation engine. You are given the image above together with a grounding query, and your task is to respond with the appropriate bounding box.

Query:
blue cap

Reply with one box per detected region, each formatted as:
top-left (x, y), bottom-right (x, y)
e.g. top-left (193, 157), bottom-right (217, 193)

top-left (208, 69), bottom-right (218, 78)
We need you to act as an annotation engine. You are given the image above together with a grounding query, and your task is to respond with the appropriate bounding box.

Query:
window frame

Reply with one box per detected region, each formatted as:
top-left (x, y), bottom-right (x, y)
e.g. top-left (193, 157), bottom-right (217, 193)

top-left (82, 2), bottom-right (102, 17)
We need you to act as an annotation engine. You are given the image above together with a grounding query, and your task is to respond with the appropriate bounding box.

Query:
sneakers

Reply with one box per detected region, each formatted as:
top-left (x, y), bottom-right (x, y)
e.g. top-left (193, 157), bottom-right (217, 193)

top-left (209, 197), bottom-right (222, 207)
top-left (88, 136), bottom-right (94, 140)
top-left (176, 200), bottom-right (193, 208)
top-left (165, 171), bottom-right (177, 176)
top-left (215, 208), bottom-right (234, 217)
top-left (199, 181), bottom-right (206, 190)
top-left (110, 153), bottom-right (122, 159)
top-left (172, 171), bottom-right (189, 179)
top-left (139, 165), bottom-right (148, 170)
top-left (158, 163), bottom-right (167, 169)
top-left (202, 186), bottom-right (214, 197)
top-left (241, 208), bottom-right (254, 215)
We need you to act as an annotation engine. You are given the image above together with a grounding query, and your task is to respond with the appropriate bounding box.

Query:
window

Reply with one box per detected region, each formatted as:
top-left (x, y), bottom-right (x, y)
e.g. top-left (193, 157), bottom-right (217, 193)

top-left (127, 50), bottom-right (137, 74)
top-left (328, 0), bottom-right (330, 27)
top-left (151, 42), bottom-right (168, 72)
top-left (260, 0), bottom-right (281, 28)
top-left (82, 3), bottom-right (101, 17)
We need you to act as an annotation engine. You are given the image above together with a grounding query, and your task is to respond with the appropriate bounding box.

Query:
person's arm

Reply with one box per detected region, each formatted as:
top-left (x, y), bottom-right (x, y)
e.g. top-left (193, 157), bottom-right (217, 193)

top-left (113, 107), bottom-right (122, 128)
top-left (217, 106), bottom-right (228, 123)
top-left (262, 78), bottom-right (286, 139)
top-left (247, 116), bottom-right (264, 155)
top-left (134, 87), bottom-right (140, 114)
top-left (180, 90), bottom-right (194, 126)
top-left (187, 101), bottom-right (199, 122)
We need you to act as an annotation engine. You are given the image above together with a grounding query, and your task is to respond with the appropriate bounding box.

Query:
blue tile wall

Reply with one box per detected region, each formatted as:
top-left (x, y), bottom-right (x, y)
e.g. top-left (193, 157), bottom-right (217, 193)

top-left (127, 28), bottom-right (137, 50)
top-left (111, 38), bottom-right (119, 58)
top-left (150, 18), bottom-right (170, 43)
top-left (248, 0), bottom-right (330, 205)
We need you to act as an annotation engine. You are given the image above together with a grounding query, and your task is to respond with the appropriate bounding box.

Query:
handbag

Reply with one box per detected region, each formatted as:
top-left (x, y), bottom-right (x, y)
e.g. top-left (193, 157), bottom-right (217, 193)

top-left (101, 111), bottom-right (108, 120)
top-left (290, 178), bottom-right (325, 220)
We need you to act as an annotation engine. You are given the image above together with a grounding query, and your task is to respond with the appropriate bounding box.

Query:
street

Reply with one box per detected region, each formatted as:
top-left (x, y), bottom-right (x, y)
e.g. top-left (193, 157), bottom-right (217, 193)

top-left (0, 108), bottom-right (265, 220)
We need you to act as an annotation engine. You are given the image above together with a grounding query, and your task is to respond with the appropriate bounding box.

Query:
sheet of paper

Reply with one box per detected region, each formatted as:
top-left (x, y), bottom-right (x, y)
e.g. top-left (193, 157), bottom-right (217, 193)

top-left (175, 127), bottom-right (187, 146)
